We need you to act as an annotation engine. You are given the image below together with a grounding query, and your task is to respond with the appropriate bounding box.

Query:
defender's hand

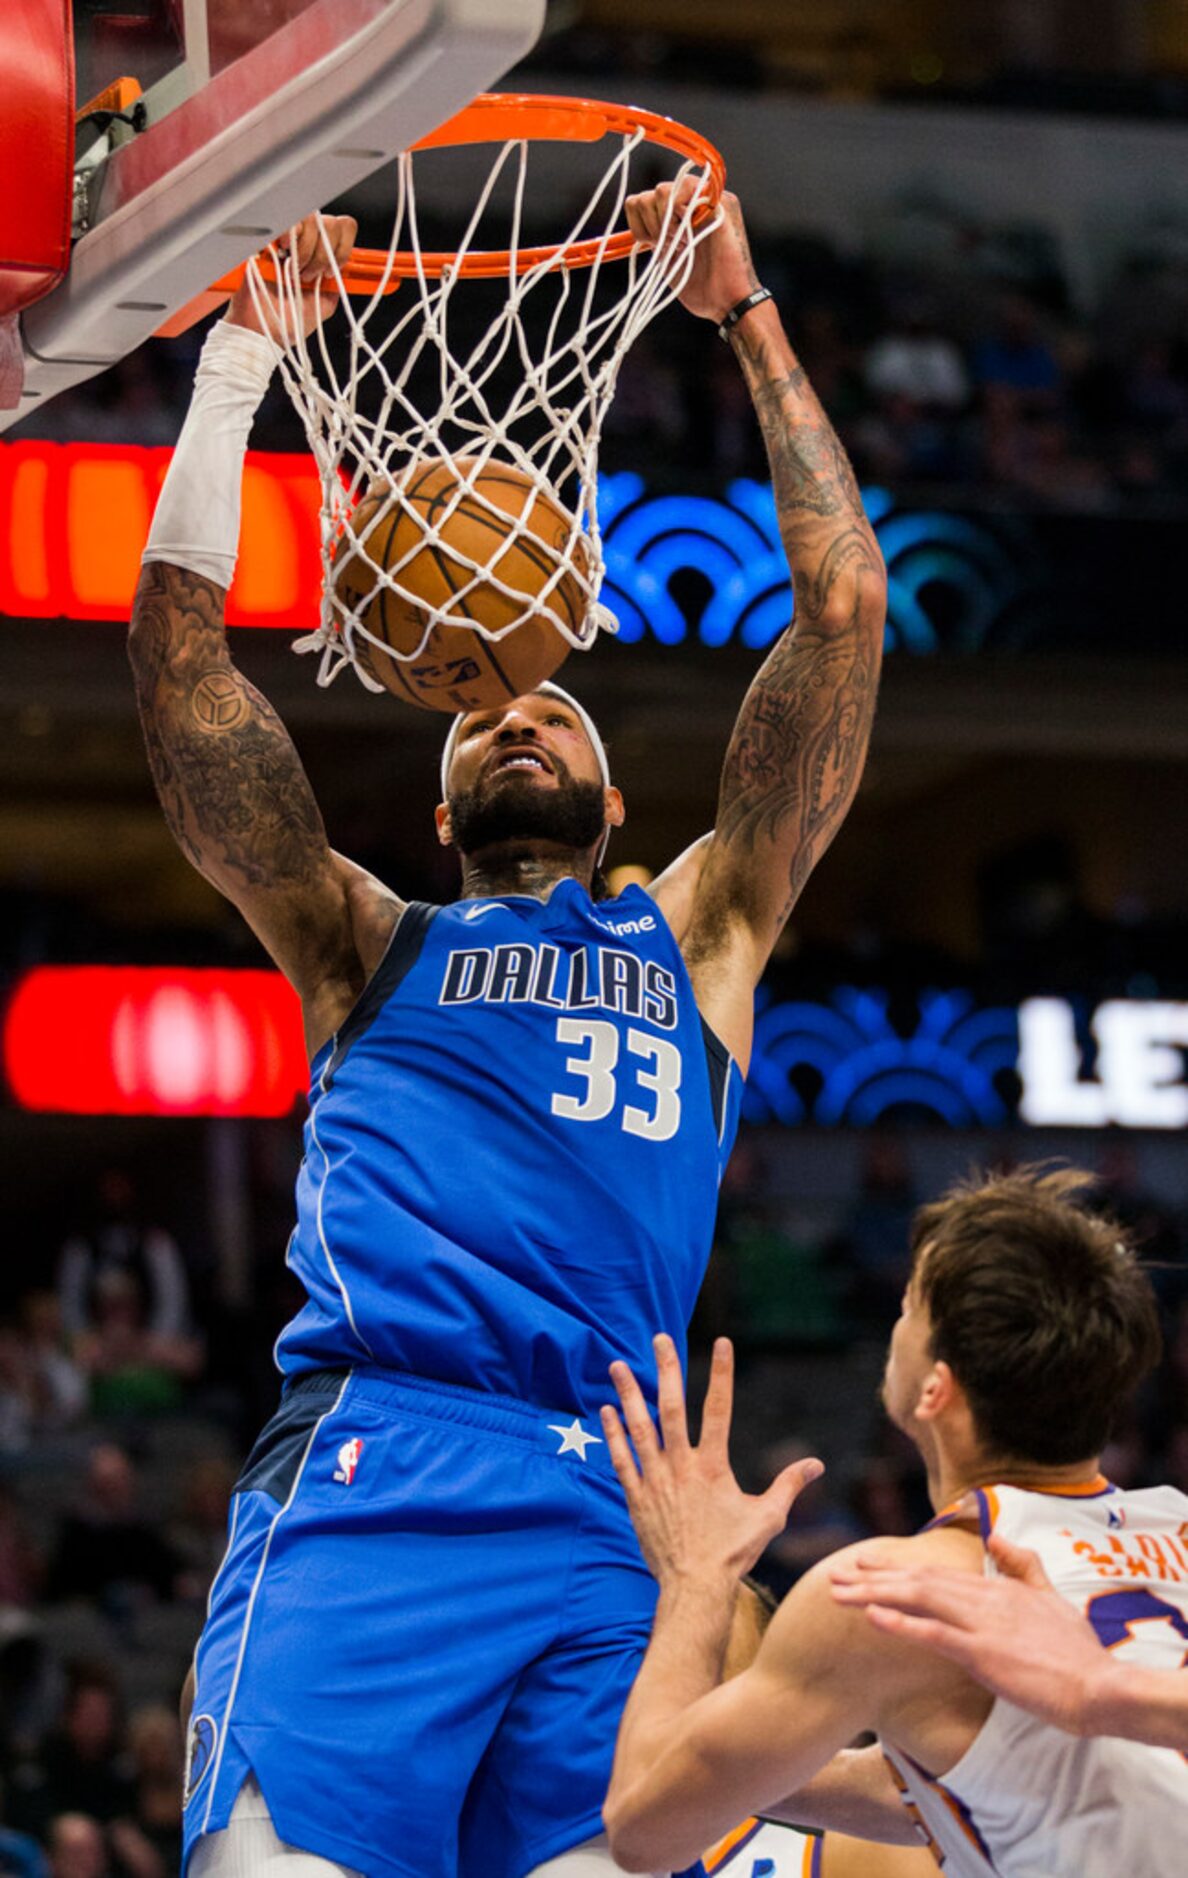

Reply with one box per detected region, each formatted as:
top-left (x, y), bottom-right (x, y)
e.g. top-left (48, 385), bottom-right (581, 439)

top-left (226, 212), bottom-right (358, 340)
top-left (624, 183), bottom-right (759, 324)
top-left (602, 1334), bottom-right (823, 1587)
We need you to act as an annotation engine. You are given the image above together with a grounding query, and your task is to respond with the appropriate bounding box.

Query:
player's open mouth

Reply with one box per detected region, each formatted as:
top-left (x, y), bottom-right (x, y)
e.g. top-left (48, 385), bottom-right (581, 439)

top-left (490, 749), bottom-right (554, 779)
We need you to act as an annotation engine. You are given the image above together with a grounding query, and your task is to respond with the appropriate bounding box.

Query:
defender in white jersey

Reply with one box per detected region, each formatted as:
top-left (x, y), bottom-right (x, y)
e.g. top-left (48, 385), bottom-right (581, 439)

top-left (597, 1167), bottom-right (1186, 1878)
top-left (876, 1479), bottom-right (1188, 1875)
top-left (833, 1520), bottom-right (1188, 1754)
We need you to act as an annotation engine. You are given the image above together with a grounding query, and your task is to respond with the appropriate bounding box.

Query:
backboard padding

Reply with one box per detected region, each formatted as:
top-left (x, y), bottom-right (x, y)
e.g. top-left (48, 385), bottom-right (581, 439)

top-left (6, 0), bottom-right (545, 432)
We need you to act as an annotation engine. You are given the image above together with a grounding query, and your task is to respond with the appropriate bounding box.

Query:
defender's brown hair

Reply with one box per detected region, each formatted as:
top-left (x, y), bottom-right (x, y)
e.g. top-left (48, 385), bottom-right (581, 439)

top-left (910, 1166), bottom-right (1161, 1467)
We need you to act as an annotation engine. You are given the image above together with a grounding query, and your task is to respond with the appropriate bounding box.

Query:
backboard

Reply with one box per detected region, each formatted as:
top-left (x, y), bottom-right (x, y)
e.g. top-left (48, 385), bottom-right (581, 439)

top-left (3, 0), bottom-right (546, 433)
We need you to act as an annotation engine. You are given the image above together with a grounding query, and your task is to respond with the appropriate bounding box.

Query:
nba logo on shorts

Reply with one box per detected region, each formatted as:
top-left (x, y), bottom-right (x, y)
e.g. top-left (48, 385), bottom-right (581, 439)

top-left (334, 1437), bottom-right (364, 1484)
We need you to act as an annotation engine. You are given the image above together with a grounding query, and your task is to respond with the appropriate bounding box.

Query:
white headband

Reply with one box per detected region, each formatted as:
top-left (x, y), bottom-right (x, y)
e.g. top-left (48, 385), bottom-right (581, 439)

top-left (439, 682), bottom-right (611, 798)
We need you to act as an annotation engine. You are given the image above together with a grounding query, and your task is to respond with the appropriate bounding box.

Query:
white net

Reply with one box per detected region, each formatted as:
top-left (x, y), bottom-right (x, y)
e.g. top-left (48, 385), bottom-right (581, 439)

top-left (245, 109), bottom-right (723, 694)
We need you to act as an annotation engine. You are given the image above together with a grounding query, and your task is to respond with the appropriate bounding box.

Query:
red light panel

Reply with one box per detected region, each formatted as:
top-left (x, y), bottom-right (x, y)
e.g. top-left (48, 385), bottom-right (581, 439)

top-left (4, 967), bottom-right (308, 1116)
top-left (0, 442), bottom-right (322, 628)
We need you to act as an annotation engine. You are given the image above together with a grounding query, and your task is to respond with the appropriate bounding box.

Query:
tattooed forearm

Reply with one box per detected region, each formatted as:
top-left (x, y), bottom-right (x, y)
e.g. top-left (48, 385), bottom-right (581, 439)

top-left (730, 317), bottom-right (882, 621)
top-left (128, 562), bottom-right (333, 899)
top-left (696, 307), bottom-right (886, 941)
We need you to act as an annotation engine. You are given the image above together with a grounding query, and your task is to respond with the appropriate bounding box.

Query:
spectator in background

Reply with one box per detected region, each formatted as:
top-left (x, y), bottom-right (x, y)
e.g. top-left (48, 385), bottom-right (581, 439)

top-left (0, 1484), bottom-right (41, 1609)
top-left (759, 1435), bottom-right (864, 1590)
top-left (46, 1449), bottom-right (181, 1617)
top-left (57, 1174), bottom-right (192, 1348)
top-left (840, 1136), bottom-right (918, 1331)
top-left (1097, 1142), bottom-right (1184, 1285)
top-left (0, 1331), bottom-right (35, 1456)
top-left (7, 1667), bottom-right (133, 1839)
top-left (0, 1776), bottom-right (47, 1878)
top-left (973, 292), bottom-right (1062, 412)
top-left (0, 1298), bottom-right (86, 1458)
top-left (1123, 337), bottom-right (1188, 449)
top-left (1148, 1297), bottom-right (1188, 1477)
top-left (0, 1618), bottom-right (58, 1771)
top-left (20, 1295), bottom-right (88, 1438)
top-left (793, 302), bottom-right (866, 421)
top-left (985, 406), bottom-right (1113, 508)
top-left (864, 294), bottom-right (969, 412)
top-left (601, 332), bottom-right (688, 461)
top-left (167, 1458), bottom-right (235, 1606)
top-left (847, 1450), bottom-right (923, 1541)
top-left (851, 297), bottom-right (972, 483)
top-left (125, 1709), bottom-right (182, 1876)
top-left (73, 1274), bottom-right (203, 1421)
top-left (48, 1814), bottom-right (162, 1878)
top-left (44, 1817), bottom-right (105, 1878)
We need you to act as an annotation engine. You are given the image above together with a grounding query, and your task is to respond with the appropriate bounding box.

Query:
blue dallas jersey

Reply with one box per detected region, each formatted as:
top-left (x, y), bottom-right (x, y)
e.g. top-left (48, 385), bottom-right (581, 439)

top-left (276, 879), bottom-right (742, 1416)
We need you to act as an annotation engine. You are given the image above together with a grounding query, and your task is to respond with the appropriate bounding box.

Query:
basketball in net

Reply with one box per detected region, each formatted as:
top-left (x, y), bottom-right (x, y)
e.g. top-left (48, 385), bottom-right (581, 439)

top-left (254, 94), bottom-right (726, 698)
top-left (330, 458), bottom-right (591, 713)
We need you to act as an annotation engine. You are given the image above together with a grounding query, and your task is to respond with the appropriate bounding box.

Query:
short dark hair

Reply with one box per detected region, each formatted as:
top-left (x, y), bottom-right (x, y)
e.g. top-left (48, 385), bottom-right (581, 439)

top-left (911, 1165), bottom-right (1161, 1468)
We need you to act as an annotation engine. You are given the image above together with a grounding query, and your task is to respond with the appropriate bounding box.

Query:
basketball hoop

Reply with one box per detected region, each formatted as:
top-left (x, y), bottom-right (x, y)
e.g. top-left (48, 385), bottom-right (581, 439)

top-left (246, 93), bottom-right (726, 694)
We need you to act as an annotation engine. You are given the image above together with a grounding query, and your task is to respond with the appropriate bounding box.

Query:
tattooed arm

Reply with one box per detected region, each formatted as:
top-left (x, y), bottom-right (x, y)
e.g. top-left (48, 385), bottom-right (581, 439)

top-left (129, 562), bottom-right (400, 1053)
top-left (625, 188), bottom-right (886, 1069)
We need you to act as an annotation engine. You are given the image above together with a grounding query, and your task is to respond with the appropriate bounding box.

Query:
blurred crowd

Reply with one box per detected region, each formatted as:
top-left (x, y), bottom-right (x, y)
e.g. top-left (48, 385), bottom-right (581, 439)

top-left (0, 1131), bottom-right (1183, 1875)
top-left (606, 199), bottom-right (1188, 510)
top-left (21, 195), bottom-right (1188, 516)
top-left (0, 1170), bottom-right (249, 1878)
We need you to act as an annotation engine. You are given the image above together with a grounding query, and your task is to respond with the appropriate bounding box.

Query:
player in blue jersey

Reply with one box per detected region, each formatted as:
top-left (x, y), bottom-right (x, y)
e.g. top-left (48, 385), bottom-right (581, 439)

top-left (128, 186), bottom-right (886, 1878)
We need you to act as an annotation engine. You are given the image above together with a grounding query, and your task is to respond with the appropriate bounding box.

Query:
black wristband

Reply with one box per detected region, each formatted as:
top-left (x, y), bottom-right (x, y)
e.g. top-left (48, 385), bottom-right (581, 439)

top-left (718, 287), bottom-right (773, 342)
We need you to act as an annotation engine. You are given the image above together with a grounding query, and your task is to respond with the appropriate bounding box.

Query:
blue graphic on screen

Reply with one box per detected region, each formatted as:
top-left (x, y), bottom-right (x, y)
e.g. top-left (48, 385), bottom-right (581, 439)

top-left (742, 988), bottom-right (1020, 1128)
top-left (596, 476), bottom-right (1040, 655)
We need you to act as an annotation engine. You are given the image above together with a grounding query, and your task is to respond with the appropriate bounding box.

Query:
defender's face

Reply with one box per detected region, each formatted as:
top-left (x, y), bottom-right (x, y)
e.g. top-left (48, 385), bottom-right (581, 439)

top-left (447, 694), bottom-right (604, 799)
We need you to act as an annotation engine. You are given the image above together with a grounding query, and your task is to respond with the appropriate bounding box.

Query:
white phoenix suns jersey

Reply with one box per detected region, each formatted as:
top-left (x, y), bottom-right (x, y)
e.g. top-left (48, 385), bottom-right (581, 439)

top-left (884, 1477), bottom-right (1188, 1876)
top-left (685, 1818), bottom-right (822, 1878)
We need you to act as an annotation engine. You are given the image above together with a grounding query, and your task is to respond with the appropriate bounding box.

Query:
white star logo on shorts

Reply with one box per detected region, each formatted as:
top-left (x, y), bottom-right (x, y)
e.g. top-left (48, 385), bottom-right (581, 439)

top-left (547, 1417), bottom-right (603, 1460)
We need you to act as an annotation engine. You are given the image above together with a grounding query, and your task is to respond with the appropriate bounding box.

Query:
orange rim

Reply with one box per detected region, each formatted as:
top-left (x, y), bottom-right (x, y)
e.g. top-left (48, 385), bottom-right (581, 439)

top-left (407, 92), bottom-right (725, 276)
top-left (206, 92), bottom-right (726, 304)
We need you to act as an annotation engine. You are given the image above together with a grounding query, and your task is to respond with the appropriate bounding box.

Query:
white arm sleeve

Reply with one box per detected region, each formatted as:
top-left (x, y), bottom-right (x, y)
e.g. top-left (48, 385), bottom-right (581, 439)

top-left (142, 319), bottom-right (279, 590)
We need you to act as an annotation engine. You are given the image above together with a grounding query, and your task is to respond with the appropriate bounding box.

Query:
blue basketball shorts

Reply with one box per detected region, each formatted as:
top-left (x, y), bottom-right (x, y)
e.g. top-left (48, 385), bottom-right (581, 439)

top-left (183, 1368), bottom-right (657, 1878)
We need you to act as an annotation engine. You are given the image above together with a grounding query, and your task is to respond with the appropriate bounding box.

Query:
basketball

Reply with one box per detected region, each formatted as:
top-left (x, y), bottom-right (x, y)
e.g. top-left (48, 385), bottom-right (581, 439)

top-left (330, 458), bottom-right (590, 713)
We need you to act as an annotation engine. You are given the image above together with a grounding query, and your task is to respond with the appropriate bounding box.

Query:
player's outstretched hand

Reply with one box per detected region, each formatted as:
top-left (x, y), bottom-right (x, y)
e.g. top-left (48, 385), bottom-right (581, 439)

top-left (624, 182), bottom-right (760, 325)
top-left (226, 212), bottom-right (358, 341)
top-left (602, 1334), bottom-right (823, 1588)
top-left (829, 1534), bottom-right (1108, 1735)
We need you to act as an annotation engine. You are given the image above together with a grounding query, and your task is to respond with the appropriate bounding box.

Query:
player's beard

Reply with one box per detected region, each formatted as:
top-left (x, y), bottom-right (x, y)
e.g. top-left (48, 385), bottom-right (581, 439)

top-left (449, 768), bottom-right (606, 858)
